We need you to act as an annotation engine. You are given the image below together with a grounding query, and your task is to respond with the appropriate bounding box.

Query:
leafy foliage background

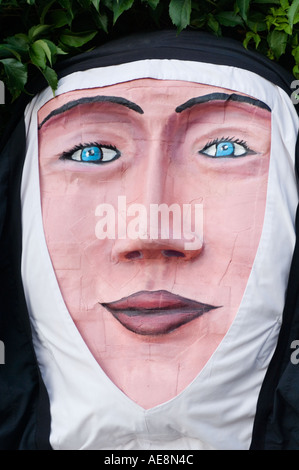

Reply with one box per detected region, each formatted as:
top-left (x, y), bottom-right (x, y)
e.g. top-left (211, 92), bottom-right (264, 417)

top-left (0, 0), bottom-right (299, 132)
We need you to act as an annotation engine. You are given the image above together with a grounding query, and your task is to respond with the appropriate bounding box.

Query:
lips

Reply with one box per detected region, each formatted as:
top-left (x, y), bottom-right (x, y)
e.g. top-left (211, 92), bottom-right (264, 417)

top-left (101, 290), bottom-right (219, 335)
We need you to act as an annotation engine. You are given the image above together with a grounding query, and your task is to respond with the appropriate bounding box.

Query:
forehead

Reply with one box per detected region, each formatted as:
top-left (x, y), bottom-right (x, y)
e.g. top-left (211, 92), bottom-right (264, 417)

top-left (38, 78), bottom-right (270, 126)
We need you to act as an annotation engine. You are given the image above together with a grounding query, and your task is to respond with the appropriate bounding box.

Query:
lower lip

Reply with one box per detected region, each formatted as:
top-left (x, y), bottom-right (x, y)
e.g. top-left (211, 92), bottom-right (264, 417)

top-left (102, 301), bottom-right (217, 336)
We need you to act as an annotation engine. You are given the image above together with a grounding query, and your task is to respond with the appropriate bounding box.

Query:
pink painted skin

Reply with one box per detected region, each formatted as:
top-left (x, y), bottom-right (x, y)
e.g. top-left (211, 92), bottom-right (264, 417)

top-left (38, 79), bottom-right (271, 409)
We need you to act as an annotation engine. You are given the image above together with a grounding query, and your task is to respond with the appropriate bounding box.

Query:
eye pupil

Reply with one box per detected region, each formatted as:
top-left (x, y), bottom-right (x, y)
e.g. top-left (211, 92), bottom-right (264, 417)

top-left (216, 141), bottom-right (234, 156)
top-left (81, 146), bottom-right (101, 162)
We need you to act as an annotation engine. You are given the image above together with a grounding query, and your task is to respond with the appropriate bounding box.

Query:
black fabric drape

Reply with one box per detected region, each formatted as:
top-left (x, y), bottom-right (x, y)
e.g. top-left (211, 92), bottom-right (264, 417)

top-left (0, 119), bottom-right (51, 449)
top-left (250, 135), bottom-right (299, 450)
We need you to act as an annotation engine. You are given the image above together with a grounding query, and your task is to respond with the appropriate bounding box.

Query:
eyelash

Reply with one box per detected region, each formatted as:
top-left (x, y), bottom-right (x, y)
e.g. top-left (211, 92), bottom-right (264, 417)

top-left (59, 142), bottom-right (119, 161)
top-left (201, 136), bottom-right (252, 153)
top-left (58, 136), bottom-right (253, 164)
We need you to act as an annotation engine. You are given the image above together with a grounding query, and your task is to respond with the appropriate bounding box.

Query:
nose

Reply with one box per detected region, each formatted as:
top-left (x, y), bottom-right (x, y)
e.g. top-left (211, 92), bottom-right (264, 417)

top-left (111, 126), bottom-right (203, 261)
top-left (111, 132), bottom-right (204, 262)
top-left (111, 234), bottom-right (203, 262)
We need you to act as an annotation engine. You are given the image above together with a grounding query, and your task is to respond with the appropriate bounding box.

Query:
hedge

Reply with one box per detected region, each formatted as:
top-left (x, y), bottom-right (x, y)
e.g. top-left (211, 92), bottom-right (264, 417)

top-left (0, 0), bottom-right (298, 104)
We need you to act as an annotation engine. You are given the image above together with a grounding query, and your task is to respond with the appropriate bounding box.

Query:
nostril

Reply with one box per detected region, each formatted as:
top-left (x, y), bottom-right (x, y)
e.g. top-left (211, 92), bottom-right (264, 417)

top-left (125, 250), bottom-right (143, 260)
top-left (124, 250), bottom-right (186, 260)
top-left (162, 250), bottom-right (185, 258)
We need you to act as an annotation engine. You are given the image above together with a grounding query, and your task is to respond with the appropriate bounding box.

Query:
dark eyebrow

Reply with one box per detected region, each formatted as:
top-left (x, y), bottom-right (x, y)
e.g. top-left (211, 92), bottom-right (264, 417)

top-left (175, 92), bottom-right (271, 113)
top-left (38, 95), bottom-right (144, 129)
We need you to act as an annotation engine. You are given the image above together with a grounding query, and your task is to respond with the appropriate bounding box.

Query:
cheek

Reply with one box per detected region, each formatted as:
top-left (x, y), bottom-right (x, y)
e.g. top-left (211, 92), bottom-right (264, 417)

top-left (40, 187), bottom-right (115, 317)
top-left (176, 155), bottom-right (270, 283)
top-left (40, 165), bottom-right (141, 303)
top-left (41, 190), bottom-right (95, 244)
top-left (40, 169), bottom-right (112, 270)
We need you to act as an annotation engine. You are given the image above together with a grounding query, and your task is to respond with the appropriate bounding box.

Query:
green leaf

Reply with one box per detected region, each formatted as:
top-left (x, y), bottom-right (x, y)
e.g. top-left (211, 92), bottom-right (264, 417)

top-left (60, 30), bottom-right (97, 48)
top-left (47, 10), bottom-right (71, 28)
top-left (281, 0), bottom-right (289, 11)
top-left (169, 0), bottom-right (192, 32)
top-left (40, 0), bottom-right (56, 24)
top-left (57, 0), bottom-right (75, 23)
top-left (29, 41), bottom-right (47, 69)
top-left (293, 63), bottom-right (299, 77)
top-left (207, 13), bottom-right (221, 34)
top-left (102, 0), bottom-right (112, 9)
top-left (77, 0), bottom-right (93, 8)
top-left (30, 39), bottom-right (56, 69)
top-left (93, 12), bottom-right (109, 33)
top-left (0, 58), bottom-right (27, 100)
top-left (13, 34), bottom-right (30, 44)
top-left (56, 46), bottom-right (68, 55)
top-left (42, 40), bottom-right (57, 63)
top-left (58, 0), bottom-right (73, 10)
top-left (292, 44), bottom-right (299, 62)
top-left (92, 0), bottom-right (100, 10)
top-left (112, 0), bottom-right (134, 24)
top-left (243, 31), bottom-right (261, 48)
top-left (288, 0), bottom-right (299, 29)
top-left (191, 16), bottom-right (207, 29)
top-left (5, 35), bottom-right (30, 48)
top-left (268, 29), bottom-right (288, 58)
top-left (4, 35), bottom-right (30, 60)
top-left (0, 45), bottom-right (21, 60)
top-left (276, 20), bottom-right (292, 34)
top-left (216, 11), bottom-right (244, 27)
top-left (41, 65), bottom-right (58, 94)
top-left (236, 0), bottom-right (250, 21)
top-left (141, 0), bottom-right (160, 8)
top-left (252, 0), bottom-right (280, 3)
top-left (246, 11), bottom-right (268, 31)
top-left (28, 25), bottom-right (52, 42)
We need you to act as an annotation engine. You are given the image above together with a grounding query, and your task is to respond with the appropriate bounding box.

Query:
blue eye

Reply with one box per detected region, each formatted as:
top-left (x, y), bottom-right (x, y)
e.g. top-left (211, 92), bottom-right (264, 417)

top-left (60, 143), bottom-right (120, 164)
top-left (199, 138), bottom-right (254, 158)
top-left (81, 146), bottom-right (101, 162)
top-left (215, 142), bottom-right (234, 156)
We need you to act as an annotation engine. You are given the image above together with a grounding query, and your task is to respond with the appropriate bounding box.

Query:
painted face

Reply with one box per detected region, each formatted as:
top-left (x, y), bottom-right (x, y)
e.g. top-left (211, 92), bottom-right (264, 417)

top-left (38, 79), bottom-right (271, 409)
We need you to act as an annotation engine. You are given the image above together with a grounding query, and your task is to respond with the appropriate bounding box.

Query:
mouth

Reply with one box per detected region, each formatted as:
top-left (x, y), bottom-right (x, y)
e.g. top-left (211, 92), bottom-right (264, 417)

top-left (101, 290), bottom-right (220, 336)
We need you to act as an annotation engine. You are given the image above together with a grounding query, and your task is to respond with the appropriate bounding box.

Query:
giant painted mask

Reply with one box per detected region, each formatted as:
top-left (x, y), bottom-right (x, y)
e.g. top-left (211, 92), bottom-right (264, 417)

top-left (1, 31), bottom-right (299, 450)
